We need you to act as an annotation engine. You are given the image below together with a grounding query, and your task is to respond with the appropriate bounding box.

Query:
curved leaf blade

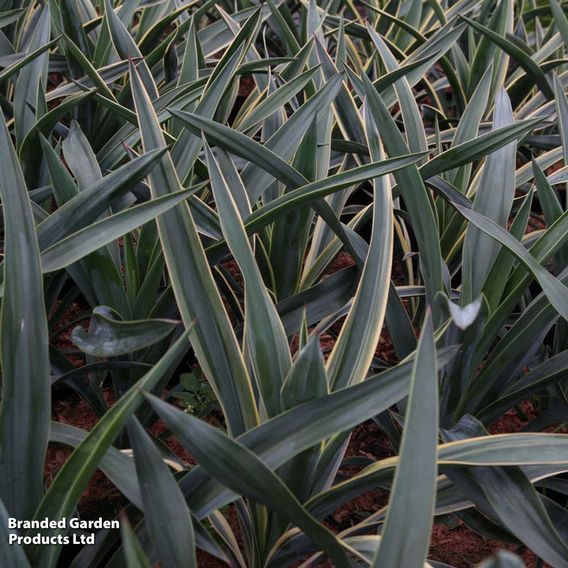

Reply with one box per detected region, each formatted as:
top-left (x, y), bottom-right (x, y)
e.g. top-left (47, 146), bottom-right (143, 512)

top-left (0, 110), bottom-right (50, 519)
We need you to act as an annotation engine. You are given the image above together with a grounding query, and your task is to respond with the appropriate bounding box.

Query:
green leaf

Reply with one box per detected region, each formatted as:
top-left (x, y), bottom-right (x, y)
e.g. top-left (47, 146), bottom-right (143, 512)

top-left (366, 24), bottom-right (427, 154)
top-left (13, 7), bottom-right (50, 148)
top-left (237, 66), bottom-right (319, 132)
top-left (326, 101), bottom-right (393, 390)
top-left (240, 73), bottom-right (344, 202)
top-left (0, 109), bottom-right (50, 520)
top-left (372, 312), bottom-right (438, 568)
top-left (171, 73), bottom-right (344, 202)
top-left (205, 141), bottom-right (291, 417)
top-left (419, 117), bottom-right (541, 180)
top-left (0, 36), bottom-right (59, 83)
top-left (148, 347), bottom-right (458, 518)
top-left (128, 418), bottom-right (196, 568)
top-left (280, 335), bottom-right (328, 501)
top-left (549, 0), bottom-right (568, 50)
top-left (308, 433), bottom-right (568, 522)
top-left (0, 9), bottom-right (23, 29)
top-left (361, 72), bottom-right (444, 318)
top-left (62, 120), bottom-right (102, 188)
top-left (443, 417), bottom-right (568, 568)
top-left (130, 61), bottom-right (258, 436)
top-left (472, 210), bottom-right (568, 393)
top-left (314, 38), bottom-right (365, 147)
top-left (175, 110), bottom-right (362, 269)
top-left (467, 0), bottom-right (512, 99)
top-left (57, 0), bottom-right (92, 65)
top-left (554, 74), bottom-right (568, 206)
top-left (120, 519), bottom-right (153, 568)
top-left (71, 306), bottom-right (178, 357)
top-left (533, 158), bottom-right (568, 266)
top-left (463, 269), bottom-right (568, 414)
top-left (452, 203), bottom-right (568, 322)
top-left (460, 14), bottom-right (553, 99)
top-left (446, 65), bottom-right (492, 191)
top-left (103, 0), bottom-right (157, 100)
top-left (49, 422), bottom-right (142, 509)
top-left (462, 88), bottom-right (516, 303)
top-left (40, 188), bottom-right (194, 273)
top-left (38, 144), bottom-right (166, 248)
top-left (171, 111), bottom-right (425, 260)
top-left (482, 189), bottom-right (533, 311)
top-left (479, 351), bottom-right (568, 424)
top-left (170, 9), bottom-right (261, 181)
top-left (536, 161), bottom-right (564, 228)
top-left (0, 498), bottom-right (30, 568)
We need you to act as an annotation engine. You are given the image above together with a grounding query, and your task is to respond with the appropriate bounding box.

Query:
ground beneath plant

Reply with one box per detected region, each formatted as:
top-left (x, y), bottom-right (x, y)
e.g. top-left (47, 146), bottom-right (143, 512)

top-left (47, 388), bottom-right (550, 567)
top-left (47, 252), bottom-right (552, 566)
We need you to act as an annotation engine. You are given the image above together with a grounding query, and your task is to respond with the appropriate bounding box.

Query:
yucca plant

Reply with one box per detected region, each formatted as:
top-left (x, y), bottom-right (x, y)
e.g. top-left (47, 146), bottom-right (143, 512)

top-left (1, 1), bottom-right (568, 567)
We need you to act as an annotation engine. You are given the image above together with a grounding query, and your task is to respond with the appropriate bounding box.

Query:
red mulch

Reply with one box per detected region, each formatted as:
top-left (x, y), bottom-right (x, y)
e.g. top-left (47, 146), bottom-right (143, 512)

top-left (222, 259), bottom-right (244, 288)
top-left (545, 161), bottom-right (564, 176)
top-left (526, 214), bottom-right (546, 233)
top-left (375, 327), bottom-right (397, 365)
top-left (50, 301), bottom-right (89, 367)
top-left (148, 417), bottom-right (196, 465)
top-left (429, 521), bottom-right (546, 568)
top-left (326, 252), bottom-right (356, 274)
top-left (197, 550), bottom-right (227, 567)
top-left (238, 76), bottom-right (256, 98)
top-left (488, 400), bottom-right (538, 435)
top-left (332, 421), bottom-right (394, 529)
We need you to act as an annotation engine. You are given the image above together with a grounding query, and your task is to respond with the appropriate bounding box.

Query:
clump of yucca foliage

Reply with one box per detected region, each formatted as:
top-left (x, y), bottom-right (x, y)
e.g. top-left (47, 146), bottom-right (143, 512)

top-left (1, 0), bottom-right (568, 566)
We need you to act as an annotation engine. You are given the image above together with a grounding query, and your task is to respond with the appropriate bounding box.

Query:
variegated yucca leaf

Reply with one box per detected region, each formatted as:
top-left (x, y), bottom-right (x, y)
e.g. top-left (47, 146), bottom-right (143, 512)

top-left (0, 2), bottom-right (567, 568)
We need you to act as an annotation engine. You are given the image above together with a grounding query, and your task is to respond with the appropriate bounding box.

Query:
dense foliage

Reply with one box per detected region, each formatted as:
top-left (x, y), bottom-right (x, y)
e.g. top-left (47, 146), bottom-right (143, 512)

top-left (1, 0), bottom-right (568, 566)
